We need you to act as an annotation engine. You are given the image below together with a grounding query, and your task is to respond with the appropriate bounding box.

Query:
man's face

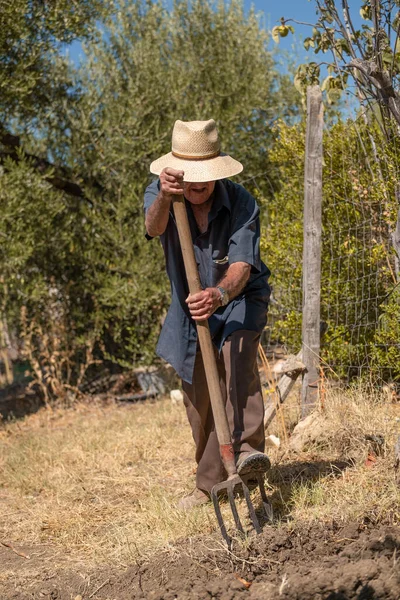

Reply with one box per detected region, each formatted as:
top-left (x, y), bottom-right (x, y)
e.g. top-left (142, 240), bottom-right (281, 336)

top-left (183, 181), bottom-right (215, 205)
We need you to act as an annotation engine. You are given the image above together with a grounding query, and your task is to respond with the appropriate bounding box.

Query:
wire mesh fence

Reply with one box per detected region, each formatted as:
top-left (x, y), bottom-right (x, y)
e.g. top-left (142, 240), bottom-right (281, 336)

top-left (244, 114), bottom-right (400, 387)
top-left (322, 122), bottom-right (398, 383)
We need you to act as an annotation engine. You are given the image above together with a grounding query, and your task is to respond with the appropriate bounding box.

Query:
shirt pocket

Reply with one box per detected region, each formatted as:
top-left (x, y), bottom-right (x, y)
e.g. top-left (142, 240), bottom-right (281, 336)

top-left (210, 250), bottom-right (229, 286)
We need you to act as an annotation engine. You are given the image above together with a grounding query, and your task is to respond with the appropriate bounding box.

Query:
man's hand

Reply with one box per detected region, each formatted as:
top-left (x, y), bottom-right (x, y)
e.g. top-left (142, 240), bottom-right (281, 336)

top-left (159, 167), bottom-right (184, 199)
top-left (145, 168), bottom-right (184, 237)
top-left (186, 288), bottom-right (222, 321)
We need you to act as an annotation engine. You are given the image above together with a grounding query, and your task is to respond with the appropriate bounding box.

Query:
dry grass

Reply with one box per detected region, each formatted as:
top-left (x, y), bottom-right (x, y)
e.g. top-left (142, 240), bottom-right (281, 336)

top-left (0, 399), bottom-right (217, 567)
top-left (267, 383), bottom-right (400, 526)
top-left (0, 384), bottom-right (399, 571)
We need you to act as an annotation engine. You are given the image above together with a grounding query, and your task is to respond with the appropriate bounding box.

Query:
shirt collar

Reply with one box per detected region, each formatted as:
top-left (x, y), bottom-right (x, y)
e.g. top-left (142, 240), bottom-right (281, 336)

top-left (208, 179), bottom-right (231, 221)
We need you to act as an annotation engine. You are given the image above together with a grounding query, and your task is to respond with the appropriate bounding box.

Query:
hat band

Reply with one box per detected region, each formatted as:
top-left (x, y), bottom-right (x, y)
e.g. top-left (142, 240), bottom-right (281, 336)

top-left (171, 150), bottom-right (220, 161)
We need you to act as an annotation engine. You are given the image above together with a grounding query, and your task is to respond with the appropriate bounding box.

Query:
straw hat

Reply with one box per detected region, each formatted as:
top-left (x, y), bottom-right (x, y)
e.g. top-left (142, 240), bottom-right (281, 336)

top-left (150, 119), bottom-right (243, 183)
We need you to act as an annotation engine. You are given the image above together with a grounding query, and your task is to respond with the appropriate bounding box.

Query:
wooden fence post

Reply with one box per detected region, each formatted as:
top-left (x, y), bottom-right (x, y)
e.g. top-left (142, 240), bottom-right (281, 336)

top-left (301, 86), bottom-right (323, 417)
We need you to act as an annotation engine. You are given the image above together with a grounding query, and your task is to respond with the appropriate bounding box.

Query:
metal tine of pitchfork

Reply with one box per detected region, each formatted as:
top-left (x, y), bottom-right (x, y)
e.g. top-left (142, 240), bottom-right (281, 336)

top-left (211, 476), bottom-right (263, 547)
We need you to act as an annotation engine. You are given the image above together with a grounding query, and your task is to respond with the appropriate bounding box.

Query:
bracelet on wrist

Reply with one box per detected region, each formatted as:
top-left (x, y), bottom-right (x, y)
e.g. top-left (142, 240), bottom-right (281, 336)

top-left (217, 286), bottom-right (229, 306)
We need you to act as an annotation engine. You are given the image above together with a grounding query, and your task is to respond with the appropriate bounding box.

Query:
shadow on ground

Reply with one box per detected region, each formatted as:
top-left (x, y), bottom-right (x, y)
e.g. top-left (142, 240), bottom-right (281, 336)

top-left (259, 458), bottom-right (353, 523)
top-left (0, 381), bottom-right (44, 421)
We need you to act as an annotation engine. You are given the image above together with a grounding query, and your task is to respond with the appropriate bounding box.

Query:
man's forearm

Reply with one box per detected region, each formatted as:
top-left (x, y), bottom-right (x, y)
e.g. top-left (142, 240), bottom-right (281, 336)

top-left (185, 261), bottom-right (251, 320)
top-left (145, 192), bottom-right (172, 237)
top-left (146, 168), bottom-right (185, 236)
top-left (218, 262), bottom-right (251, 301)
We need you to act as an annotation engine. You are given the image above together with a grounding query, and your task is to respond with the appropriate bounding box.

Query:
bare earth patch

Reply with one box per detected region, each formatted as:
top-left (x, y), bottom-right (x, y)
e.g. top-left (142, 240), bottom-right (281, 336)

top-left (1, 523), bottom-right (400, 599)
top-left (0, 386), bottom-right (399, 598)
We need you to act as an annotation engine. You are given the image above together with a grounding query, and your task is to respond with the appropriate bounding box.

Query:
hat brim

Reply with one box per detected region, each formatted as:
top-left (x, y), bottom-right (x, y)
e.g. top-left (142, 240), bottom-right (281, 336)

top-left (150, 152), bottom-right (243, 183)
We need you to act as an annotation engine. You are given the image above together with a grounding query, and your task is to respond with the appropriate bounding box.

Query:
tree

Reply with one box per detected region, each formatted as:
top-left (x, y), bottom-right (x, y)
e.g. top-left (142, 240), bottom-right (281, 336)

top-left (273, 1), bottom-right (400, 132)
top-left (0, 0), bottom-right (110, 394)
top-left (56, 0), bottom-right (302, 367)
top-left (0, 0), bottom-right (107, 121)
top-left (269, 1), bottom-right (400, 381)
top-left (1, 0), bottom-right (301, 395)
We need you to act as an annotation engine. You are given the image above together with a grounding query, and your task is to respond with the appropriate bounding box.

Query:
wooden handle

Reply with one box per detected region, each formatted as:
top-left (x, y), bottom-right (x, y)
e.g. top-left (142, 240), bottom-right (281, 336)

top-left (172, 195), bottom-right (236, 476)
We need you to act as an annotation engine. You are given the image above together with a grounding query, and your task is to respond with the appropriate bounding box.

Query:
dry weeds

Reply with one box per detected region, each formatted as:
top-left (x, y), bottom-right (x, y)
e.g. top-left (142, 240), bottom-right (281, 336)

top-left (267, 383), bottom-right (400, 526)
top-left (0, 399), bottom-right (216, 567)
top-left (0, 384), bottom-right (399, 572)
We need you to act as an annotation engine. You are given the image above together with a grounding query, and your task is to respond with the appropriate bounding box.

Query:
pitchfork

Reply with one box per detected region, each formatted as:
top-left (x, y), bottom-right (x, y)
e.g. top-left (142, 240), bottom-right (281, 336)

top-left (172, 194), bottom-right (272, 546)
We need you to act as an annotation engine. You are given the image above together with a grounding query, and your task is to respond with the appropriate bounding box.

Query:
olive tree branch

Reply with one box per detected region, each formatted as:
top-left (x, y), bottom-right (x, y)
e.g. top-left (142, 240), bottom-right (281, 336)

top-left (0, 126), bottom-right (103, 202)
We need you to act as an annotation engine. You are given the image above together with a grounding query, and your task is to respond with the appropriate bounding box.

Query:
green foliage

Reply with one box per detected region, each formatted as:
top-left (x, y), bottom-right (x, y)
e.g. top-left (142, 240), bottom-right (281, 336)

top-left (259, 120), bottom-right (305, 350)
top-left (0, 155), bottom-right (100, 387)
top-left (49, 0), bottom-right (300, 368)
top-left (260, 117), bottom-right (399, 380)
top-left (0, 0), bottom-right (108, 121)
top-left (1, 0), bottom-right (301, 390)
top-left (371, 290), bottom-right (400, 380)
top-left (275, 1), bottom-right (400, 127)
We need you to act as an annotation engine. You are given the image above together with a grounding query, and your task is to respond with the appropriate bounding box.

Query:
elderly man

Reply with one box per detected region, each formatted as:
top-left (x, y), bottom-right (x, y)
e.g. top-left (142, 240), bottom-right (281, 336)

top-left (144, 119), bottom-right (271, 509)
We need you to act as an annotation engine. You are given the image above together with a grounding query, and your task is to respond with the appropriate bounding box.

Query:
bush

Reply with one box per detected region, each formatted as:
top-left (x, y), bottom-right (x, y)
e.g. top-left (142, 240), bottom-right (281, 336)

top-left (259, 118), bottom-right (399, 381)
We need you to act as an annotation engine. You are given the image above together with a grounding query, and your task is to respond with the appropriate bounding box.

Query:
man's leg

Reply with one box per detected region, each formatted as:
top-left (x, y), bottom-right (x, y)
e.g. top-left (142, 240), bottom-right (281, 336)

top-left (181, 329), bottom-right (266, 495)
top-left (181, 348), bottom-right (227, 494)
top-left (222, 330), bottom-right (265, 458)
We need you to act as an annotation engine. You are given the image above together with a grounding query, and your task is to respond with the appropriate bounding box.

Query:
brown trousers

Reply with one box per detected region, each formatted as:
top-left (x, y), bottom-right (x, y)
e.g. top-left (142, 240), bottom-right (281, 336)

top-left (182, 330), bottom-right (265, 493)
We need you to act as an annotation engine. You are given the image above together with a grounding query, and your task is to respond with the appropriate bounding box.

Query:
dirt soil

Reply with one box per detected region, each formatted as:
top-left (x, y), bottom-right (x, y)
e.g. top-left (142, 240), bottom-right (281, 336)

top-left (1, 522), bottom-right (400, 600)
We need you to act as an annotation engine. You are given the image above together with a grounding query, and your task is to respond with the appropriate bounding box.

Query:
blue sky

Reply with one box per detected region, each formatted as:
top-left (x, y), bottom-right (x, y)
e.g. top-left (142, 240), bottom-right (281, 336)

top-left (255, 0), bottom-right (320, 43)
top-left (67, 1), bottom-right (362, 70)
top-left (259, 0), bottom-right (322, 70)
top-left (68, 1), bottom-right (323, 65)
top-left (260, 0), bottom-right (361, 56)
